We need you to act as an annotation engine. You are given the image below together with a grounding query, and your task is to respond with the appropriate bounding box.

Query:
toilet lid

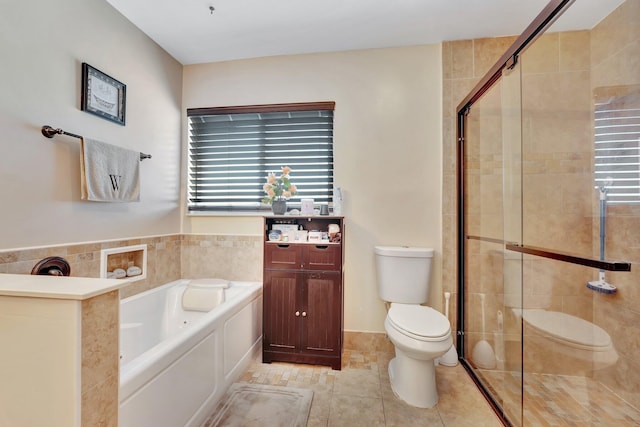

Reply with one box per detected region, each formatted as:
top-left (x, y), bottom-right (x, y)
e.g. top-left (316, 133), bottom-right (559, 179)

top-left (387, 304), bottom-right (451, 340)
top-left (522, 309), bottom-right (611, 349)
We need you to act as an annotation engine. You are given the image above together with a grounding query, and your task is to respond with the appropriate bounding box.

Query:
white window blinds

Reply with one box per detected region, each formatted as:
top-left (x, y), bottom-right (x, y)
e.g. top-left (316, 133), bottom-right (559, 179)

top-left (594, 86), bottom-right (640, 204)
top-left (187, 102), bottom-right (335, 210)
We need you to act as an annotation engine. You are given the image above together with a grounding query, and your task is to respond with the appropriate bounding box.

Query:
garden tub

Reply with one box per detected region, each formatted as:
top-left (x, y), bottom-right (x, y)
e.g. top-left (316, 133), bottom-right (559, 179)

top-left (119, 279), bottom-right (263, 427)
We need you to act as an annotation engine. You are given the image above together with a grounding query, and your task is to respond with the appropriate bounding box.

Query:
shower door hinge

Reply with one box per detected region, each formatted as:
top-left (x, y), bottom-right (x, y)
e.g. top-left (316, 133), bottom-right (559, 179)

top-left (457, 330), bottom-right (464, 336)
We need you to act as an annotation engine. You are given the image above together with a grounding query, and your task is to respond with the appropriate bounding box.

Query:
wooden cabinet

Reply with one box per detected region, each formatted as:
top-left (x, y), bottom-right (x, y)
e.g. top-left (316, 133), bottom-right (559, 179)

top-left (263, 216), bottom-right (344, 370)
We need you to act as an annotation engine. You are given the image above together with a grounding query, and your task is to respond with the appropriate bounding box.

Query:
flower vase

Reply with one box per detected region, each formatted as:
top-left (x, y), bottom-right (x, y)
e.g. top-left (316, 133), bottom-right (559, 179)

top-left (272, 200), bottom-right (287, 215)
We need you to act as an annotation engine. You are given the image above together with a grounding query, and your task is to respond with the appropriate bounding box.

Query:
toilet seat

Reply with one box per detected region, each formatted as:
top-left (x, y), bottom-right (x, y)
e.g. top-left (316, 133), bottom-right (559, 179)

top-left (522, 309), bottom-right (612, 351)
top-left (387, 303), bottom-right (451, 342)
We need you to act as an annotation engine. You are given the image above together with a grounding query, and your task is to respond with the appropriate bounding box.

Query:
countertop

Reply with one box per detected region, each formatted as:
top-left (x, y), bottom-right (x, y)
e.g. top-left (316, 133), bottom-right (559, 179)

top-left (0, 273), bottom-right (128, 300)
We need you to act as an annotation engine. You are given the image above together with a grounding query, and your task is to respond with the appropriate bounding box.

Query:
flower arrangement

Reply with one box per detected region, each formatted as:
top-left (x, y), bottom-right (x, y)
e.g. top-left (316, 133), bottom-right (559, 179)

top-left (262, 166), bottom-right (297, 205)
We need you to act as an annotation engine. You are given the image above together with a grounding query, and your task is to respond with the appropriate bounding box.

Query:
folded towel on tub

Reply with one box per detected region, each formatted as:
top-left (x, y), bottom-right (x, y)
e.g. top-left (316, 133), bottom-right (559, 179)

top-left (182, 279), bottom-right (229, 312)
top-left (80, 137), bottom-right (140, 202)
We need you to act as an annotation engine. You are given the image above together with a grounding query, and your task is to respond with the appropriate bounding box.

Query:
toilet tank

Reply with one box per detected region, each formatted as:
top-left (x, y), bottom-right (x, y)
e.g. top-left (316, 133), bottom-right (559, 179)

top-left (500, 250), bottom-right (550, 309)
top-left (374, 246), bottom-right (434, 304)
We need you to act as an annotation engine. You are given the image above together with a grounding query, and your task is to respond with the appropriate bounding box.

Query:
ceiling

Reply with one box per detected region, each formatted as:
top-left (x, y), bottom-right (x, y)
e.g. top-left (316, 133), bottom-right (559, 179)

top-left (105, 0), bottom-right (625, 65)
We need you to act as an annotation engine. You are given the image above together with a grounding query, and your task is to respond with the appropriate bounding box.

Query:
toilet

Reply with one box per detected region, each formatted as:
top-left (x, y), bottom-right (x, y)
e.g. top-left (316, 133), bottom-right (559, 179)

top-left (374, 246), bottom-right (452, 408)
top-left (502, 253), bottom-right (618, 375)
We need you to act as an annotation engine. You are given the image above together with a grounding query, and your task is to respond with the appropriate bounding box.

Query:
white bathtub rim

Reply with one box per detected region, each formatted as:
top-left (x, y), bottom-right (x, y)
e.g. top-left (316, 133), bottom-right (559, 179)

top-left (120, 285), bottom-right (259, 390)
top-left (119, 281), bottom-right (262, 402)
top-left (119, 280), bottom-right (262, 403)
top-left (121, 278), bottom-right (189, 303)
top-left (119, 280), bottom-right (261, 381)
top-left (120, 278), bottom-right (252, 307)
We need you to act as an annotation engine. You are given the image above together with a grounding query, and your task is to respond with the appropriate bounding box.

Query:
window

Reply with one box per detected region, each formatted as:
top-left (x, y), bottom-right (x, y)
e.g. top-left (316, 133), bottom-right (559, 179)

top-left (594, 86), bottom-right (640, 204)
top-left (187, 102), bottom-right (335, 211)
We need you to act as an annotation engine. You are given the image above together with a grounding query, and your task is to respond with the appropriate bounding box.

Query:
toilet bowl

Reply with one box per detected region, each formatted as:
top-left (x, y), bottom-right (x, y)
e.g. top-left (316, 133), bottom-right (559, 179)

top-left (517, 308), bottom-right (618, 374)
top-left (374, 246), bottom-right (452, 408)
top-left (385, 303), bottom-right (452, 408)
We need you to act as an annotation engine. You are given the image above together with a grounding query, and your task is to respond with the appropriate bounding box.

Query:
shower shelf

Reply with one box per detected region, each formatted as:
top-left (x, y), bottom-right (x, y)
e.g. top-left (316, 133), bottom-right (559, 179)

top-left (466, 235), bottom-right (631, 272)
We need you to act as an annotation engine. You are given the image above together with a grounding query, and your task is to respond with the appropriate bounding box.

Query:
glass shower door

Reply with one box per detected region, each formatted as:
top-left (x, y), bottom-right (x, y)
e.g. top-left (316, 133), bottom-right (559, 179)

top-left (516, 4), bottom-right (640, 423)
top-left (463, 61), bottom-right (524, 425)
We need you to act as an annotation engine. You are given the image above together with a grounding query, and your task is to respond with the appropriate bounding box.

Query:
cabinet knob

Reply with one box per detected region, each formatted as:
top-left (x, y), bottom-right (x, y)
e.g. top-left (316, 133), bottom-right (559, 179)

top-left (302, 311), bottom-right (307, 317)
top-left (295, 311), bottom-right (300, 317)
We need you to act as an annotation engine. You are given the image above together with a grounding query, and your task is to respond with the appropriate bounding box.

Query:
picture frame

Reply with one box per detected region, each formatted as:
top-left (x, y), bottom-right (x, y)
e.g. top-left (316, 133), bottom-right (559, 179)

top-left (81, 63), bottom-right (126, 126)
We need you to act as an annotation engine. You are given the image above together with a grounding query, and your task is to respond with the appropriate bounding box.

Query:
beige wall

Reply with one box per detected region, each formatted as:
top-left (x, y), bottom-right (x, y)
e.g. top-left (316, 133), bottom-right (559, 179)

top-left (182, 46), bottom-right (444, 333)
top-left (0, 0), bottom-right (183, 250)
top-left (1, 0), bottom-right (445, 334)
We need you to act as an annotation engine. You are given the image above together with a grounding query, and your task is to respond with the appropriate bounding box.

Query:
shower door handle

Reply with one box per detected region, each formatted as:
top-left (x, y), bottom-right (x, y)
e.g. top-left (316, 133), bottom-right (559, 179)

top-left (505, 243), bottom-right (631, 272)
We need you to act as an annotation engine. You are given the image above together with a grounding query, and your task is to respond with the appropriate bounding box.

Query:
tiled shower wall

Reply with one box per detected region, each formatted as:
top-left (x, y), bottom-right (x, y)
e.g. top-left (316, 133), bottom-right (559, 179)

top-left (0, 234), bottom-right (263, 299)
top-left (441, 35), bottom-right (518, 335)
top-left (590, 0), bottom-right (640, 410)
top-left (442, 29), bottom-right (613, 360)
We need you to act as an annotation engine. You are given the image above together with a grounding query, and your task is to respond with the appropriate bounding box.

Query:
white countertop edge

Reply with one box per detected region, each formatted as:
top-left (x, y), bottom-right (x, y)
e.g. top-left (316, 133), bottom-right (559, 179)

top-left (0, 274), bottom-right (130, 300)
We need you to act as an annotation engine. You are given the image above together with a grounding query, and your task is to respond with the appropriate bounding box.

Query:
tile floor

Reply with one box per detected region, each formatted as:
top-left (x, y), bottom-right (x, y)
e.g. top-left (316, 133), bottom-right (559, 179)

top-left (478, 370), bottom-right (640, 426)
top-left (232, 350), bottom-right (503, 426)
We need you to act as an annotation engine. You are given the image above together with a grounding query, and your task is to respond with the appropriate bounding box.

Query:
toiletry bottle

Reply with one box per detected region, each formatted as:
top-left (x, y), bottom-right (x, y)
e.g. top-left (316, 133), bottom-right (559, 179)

top-left (333, 186), bottom-right (342, 215)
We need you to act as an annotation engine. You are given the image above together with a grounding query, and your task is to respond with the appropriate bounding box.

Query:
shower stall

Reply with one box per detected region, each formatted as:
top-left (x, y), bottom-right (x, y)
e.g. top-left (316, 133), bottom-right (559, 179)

top-left (455, 0), bottom-right (640, 425)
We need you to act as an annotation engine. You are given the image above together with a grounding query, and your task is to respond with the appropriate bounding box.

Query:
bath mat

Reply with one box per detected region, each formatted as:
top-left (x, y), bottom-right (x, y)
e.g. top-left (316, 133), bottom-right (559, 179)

top-left (202, 383), bottom-right (313, 427)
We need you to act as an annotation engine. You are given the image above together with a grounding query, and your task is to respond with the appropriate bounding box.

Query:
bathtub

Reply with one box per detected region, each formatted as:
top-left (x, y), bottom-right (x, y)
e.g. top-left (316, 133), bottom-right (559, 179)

top-left (119, 279), bottom-right (263, 427)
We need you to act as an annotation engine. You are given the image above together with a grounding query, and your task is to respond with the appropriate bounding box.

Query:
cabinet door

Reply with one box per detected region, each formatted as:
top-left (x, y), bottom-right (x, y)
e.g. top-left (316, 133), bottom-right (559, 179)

top-left (263, 271), bottom-right (301, 353)
top-left (300, 272), bottom-right (342, 356)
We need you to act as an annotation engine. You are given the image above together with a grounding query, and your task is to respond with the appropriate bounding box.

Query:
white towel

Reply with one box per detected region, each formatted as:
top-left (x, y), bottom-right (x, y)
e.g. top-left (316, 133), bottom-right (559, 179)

top-left (112, 268), bottom-right (126, 279)
top-left (80, 137), bottom-right (140, 202)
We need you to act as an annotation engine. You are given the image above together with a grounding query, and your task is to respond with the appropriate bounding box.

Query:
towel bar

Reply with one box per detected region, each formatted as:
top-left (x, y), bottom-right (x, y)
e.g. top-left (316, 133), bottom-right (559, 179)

top-left (41, 125), bottom-right (152, 161)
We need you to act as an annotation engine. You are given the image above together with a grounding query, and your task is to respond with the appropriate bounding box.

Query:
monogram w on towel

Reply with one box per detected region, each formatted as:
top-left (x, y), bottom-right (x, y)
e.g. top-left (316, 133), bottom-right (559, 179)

top-left (80, 137), bottom-right (140, 202)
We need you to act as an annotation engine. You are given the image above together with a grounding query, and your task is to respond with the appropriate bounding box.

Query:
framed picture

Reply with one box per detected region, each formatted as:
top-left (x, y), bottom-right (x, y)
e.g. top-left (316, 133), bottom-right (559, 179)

top-left (81, 63), bottom-right (126, 126)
